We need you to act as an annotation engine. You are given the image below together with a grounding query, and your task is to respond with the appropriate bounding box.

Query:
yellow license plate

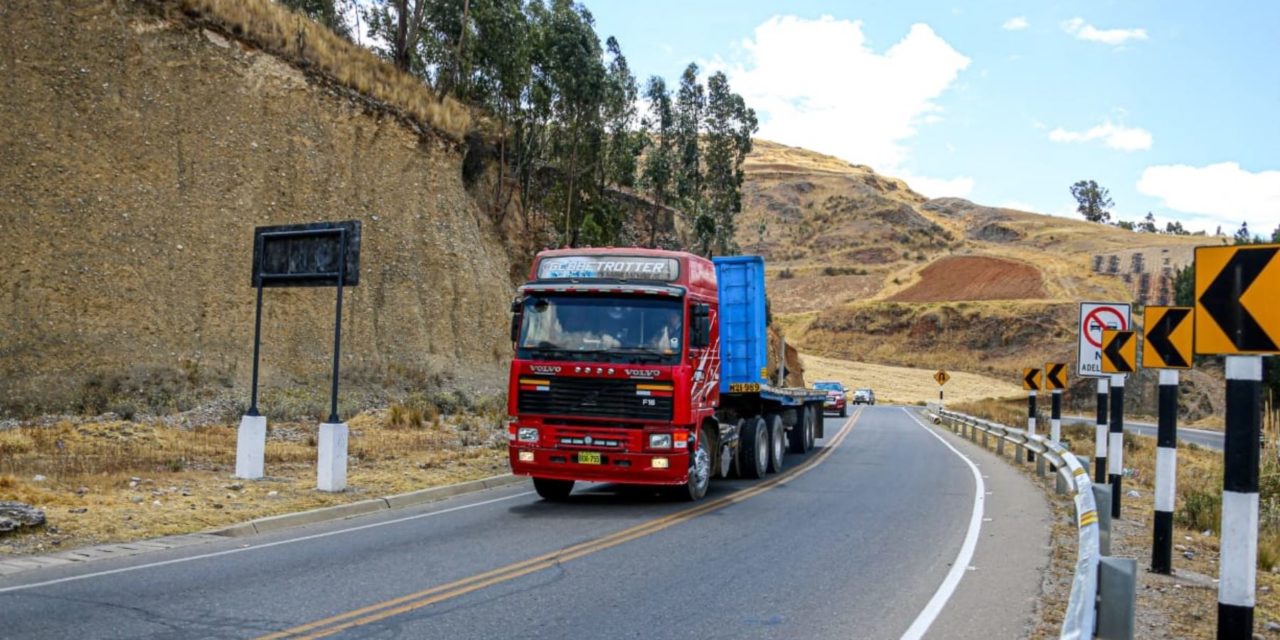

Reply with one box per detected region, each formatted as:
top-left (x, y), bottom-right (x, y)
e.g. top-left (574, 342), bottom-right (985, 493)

top-left (578, 451), bottom-right (602, 465)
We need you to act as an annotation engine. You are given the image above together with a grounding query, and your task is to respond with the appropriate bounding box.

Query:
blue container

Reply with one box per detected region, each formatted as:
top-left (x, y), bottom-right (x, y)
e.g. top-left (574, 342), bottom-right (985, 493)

top-left (713, 256), bottom-right (768, 393)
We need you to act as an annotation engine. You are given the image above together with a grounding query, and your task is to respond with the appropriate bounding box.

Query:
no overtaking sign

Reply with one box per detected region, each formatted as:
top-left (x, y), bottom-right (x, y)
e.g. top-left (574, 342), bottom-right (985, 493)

top-left (1078, 302), bottom-right (1131, 378)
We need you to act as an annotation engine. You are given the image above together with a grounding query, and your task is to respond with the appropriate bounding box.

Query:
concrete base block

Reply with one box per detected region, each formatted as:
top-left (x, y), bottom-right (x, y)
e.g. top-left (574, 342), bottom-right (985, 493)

top-left (235, 415), bottom-right (267, 479)
top-left (317, 422), bottom-right (349, 492)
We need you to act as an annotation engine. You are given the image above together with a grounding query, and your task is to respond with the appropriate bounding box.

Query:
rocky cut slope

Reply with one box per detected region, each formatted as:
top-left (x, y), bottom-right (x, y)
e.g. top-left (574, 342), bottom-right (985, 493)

top-left (0, 1), bottom-right (513, 416)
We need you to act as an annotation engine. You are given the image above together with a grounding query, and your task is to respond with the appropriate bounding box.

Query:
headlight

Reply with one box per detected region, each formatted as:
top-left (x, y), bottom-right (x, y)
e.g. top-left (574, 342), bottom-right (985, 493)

top-left (517, 427), bottom-right (539, 443)
top-left (648, 433), bottom-right (672, 449)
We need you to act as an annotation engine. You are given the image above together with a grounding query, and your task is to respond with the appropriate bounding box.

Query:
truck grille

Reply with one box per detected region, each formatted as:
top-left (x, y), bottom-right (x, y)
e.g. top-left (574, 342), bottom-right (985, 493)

top-left (518, 377), bottom-right (673, 421)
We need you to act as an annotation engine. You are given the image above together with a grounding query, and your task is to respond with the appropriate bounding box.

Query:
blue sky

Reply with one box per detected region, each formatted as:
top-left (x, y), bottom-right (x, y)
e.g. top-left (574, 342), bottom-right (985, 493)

top-left (587, 1), bottom-right (1280, 236)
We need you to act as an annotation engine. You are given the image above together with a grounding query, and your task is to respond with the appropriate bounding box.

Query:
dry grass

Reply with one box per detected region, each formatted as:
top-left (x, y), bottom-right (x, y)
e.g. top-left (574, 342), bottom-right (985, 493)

top-left (801, 354), bottom-right (1023, 405)
top-left (0, 409), bottom-right (505, 555)
top-left (162, 0), bottom-right (472, 142)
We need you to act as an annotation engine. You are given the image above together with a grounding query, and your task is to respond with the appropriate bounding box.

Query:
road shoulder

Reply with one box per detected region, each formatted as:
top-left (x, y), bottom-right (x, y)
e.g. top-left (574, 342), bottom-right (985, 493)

top-left (916, 411), bottom-right (1054, 640)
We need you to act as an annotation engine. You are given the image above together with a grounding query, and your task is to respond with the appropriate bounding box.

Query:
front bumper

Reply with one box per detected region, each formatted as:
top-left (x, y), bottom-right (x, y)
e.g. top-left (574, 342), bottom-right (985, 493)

top-left (509, 446), bottom-right (691, 486)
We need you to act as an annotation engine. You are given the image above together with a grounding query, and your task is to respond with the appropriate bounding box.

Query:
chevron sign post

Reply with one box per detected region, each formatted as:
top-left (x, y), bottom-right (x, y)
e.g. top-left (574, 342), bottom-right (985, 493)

top-left (1194, 244), bottom-right (1280, 639)
top-left (1143, 307), bottom-right (1193, 576)
top-left (1101, 329), bottom-right (1137, 519)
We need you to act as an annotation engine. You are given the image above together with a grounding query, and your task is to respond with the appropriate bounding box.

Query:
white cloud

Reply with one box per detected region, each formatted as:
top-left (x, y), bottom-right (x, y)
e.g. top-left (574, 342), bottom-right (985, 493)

top-left (1138, 162), bottom-right (1280, 235)
top-left (1062, 17), bottom-right (1148, 46)
top-left (999, 200), bottom-right (1037, 212)
top-left (1002, 16), bottom-right (1029, 31)
top-left (723, 15), bottom-right (970, 194)
top-left (899, 173), bottom-right (975, 199)
top-left (1048, 121), bottom-right (1153, 151)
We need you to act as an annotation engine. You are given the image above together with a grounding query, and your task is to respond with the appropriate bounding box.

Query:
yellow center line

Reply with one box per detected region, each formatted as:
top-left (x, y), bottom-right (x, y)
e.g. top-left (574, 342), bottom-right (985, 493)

top-left (261, 406), bottom-right (865, 640)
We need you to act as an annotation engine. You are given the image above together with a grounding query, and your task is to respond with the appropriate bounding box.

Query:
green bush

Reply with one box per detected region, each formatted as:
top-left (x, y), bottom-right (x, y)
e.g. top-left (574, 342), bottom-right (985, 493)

top-left (1177, 488), bottom-right (1221, 533)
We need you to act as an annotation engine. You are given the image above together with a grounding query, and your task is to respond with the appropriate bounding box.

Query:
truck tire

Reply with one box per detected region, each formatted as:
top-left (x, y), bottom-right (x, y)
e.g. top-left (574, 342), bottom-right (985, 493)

top-left (840, 404), bottom-right (848, 418)
top-left (787, 408), bottom-right (806, 454)
top-left (680, 428), bottom-right (712, 501)
top-left (718, 419), bottom-right (742, 479)
top-left (739, 415), bottom-right (768, 479)
top-left (803, 405), bottom-right (817, 451)
top-left (766, 413), bottom-right (785, 474)
top-left (532, 478), bottom-right (574, 501)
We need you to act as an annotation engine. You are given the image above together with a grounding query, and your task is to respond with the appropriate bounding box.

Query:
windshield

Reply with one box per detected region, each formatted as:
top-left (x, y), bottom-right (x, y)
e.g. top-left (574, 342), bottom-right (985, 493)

top-left (814, 382), bottom-right (843, 391)
top-left (517, 295), bottom-right (684, 365)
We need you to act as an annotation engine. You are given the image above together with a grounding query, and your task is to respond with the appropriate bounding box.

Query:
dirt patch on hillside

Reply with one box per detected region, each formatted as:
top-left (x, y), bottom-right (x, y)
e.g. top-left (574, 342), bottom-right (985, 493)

top-left (890, 256), bottom-right (1046, 302)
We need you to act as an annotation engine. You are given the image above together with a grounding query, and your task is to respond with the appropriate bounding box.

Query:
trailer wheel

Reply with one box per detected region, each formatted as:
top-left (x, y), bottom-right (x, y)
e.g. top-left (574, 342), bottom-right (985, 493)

top-left (766, 413), bottom-right (786, 474)
top-left (739, 415), bottom-right (768, 479)
top-left (532, 478), bottom-right (574, 501)
top-left (787, 408), bottom-right (806, 454)
top-left (680, 428), bottom-right (712, 501)
top-left (803, 405), bottom-right (817, 451)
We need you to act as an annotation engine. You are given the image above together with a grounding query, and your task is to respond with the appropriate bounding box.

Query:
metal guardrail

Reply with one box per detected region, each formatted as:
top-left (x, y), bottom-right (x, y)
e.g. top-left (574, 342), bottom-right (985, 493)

top-left (928, 408), bottom-right (1101, 639)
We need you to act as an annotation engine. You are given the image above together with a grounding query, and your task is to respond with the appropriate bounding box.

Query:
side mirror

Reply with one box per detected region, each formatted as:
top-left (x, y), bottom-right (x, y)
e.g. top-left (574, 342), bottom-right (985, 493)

top-left (510, 299), bottom-right (523, 343)
top-left (690, 303), bottom-right (711, 349)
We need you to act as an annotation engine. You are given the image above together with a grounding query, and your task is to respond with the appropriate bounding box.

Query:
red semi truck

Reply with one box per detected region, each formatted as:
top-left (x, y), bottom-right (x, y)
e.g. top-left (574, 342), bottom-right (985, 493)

top-left (506, 247), bottom-right (828, 501)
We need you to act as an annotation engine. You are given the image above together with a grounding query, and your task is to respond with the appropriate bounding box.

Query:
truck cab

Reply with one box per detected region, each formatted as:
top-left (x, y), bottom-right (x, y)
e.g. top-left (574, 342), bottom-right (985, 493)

top-left (507, 248), bottom-right (720, 500)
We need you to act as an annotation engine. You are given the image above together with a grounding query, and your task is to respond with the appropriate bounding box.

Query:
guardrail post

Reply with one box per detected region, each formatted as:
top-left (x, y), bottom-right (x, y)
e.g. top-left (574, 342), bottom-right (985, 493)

top-left (1016, 440), bottom-right (1025, 464)
top-left (1036, 449), bottom-right (1046, 477)
top-left (970, 422), bottom-right (978, 443)
top-left (981, 429), bottom-right (989, 448)
top-left (1097, 556), bottom-right (1137, 640)
top-left (1093, 484), bottom-right (1113, 556)
top-left (997, 434), bottom-right (1005, 457)
top-left (1056, 467), bottom-right (1069, 494)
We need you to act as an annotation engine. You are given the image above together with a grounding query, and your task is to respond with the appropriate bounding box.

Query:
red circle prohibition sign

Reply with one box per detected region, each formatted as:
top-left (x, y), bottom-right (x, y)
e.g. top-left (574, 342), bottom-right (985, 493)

top-left (1082, 307), bottom-right (1128, 348)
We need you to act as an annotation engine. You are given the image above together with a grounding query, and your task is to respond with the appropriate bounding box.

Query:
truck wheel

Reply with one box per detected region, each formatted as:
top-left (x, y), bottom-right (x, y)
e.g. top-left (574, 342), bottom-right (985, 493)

top-left (739, 415), bottom-right (768, 479)
top-left (840, 404), bottom-right (848, 418)
top-left (803, 405), bottom-right (817, 451)
top-left (532, 478), bottom-right (573, 501)
top-left (787, 408), bottom-right (806, 454)
top-left (766, 413), bottom-right (785, 474)
top-left (681, 429), bottom-right (711, 501)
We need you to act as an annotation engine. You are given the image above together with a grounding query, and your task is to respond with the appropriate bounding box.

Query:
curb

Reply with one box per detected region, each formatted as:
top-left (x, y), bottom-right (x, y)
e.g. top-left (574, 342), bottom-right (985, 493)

top-left (0, 474), bottom-right (529, 579)
top-left (211, 474), bottom-right (528, 538)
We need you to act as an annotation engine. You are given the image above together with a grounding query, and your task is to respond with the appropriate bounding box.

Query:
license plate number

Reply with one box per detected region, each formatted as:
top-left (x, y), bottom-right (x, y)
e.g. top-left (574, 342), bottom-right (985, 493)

top-left (578, 451), bottom-right (602, 465)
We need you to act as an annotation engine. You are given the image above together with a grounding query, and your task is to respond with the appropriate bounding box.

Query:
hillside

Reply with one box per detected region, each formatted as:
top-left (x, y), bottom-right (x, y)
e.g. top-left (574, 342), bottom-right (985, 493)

top-left (739, 140), bottom-right (1221, 414)
top-left (0, 0), bottom-right (512, 416)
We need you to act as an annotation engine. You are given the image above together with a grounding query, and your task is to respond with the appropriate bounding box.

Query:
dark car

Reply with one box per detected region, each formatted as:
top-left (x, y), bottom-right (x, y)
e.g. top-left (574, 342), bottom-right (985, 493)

top-left (851, 388), bottom-right (875, 405)
top-left (814, 380), bottom-right (848, 417)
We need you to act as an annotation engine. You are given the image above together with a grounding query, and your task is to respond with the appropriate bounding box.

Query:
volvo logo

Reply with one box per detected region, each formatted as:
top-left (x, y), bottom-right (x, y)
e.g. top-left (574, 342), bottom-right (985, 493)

top-left (625, 369), bottom-right (660, 379)
top-left (530, 365), bottom-right (561, 375)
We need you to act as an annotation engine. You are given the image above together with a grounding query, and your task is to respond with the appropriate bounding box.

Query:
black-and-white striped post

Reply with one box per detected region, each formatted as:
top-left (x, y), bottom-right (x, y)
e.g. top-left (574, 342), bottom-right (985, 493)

top-left (1109, 374), bottom-right (1125, 519)
top-left (1049, 388), bottom-right (1062, 472)
top-left (1096, 377), bottom-right (1109, 483)
top-left (1027, 390), bottom-right (1037, 462)
top-left (1152, 369), bottom-right (1179, 575)
top-left (1218, 355), bottom-right (1263, 638)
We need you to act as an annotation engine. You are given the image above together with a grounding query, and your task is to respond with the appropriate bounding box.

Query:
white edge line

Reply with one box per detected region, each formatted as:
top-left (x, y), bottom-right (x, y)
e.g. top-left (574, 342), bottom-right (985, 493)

top-left (0, 490), bottom-right (535, 595)
top-left (899, 408), bottom-right (986, 640)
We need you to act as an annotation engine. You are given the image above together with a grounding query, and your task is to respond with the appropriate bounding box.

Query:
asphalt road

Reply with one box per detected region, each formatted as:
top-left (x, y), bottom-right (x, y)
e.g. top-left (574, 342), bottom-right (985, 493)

top-left (1062, 415), bottom-right (1225, 450)
top-left (0, 406), bottom-right (1050, 639)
